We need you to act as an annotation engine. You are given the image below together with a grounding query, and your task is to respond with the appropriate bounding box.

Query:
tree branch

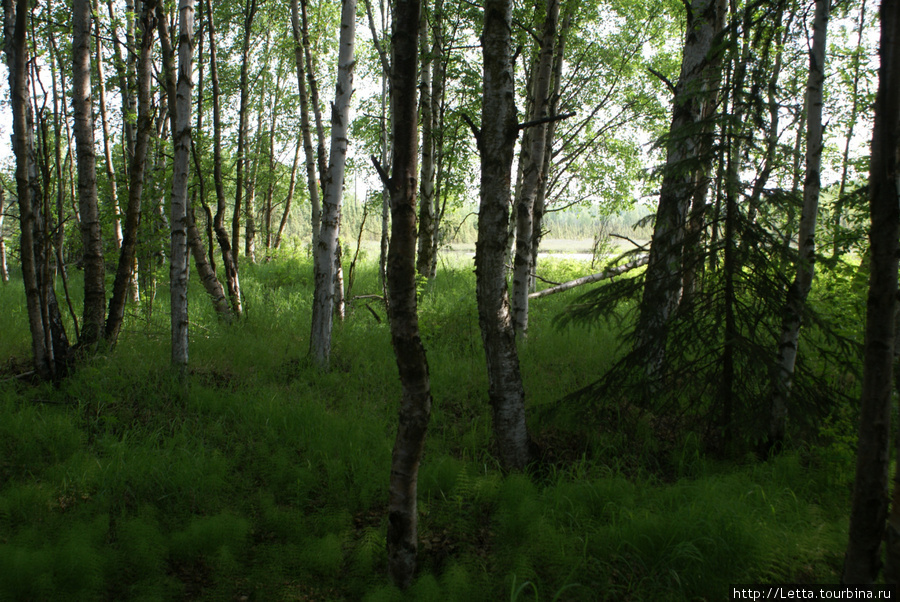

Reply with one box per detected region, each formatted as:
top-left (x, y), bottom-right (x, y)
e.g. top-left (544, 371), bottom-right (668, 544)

top-left (461, 112), bottom-right (481, 146)
top-left (647, 67), bottom-right (676, 94)
top-left (371, 154), bottom-right (390, 188)
top-left (529, 255), bottom-right (649, 299)
top-left (518, 111), bottom-right (576, 131)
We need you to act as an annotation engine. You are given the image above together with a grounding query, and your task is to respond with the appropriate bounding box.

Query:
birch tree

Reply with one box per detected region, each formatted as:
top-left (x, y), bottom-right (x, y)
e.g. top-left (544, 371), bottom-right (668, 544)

top-left (374, 0), bottom-right (434, 587)
top-left (73, 0), bottom-right (107, 348)
top-left (767, 0), bottom-right (830, 451)
top-left (416, 1), bottom-right (436, 279)
top-left (634, 0), bottom-right (725, 379)
top-left (106, 0), bottom-right (155, 345)
top-left (205, 0), bottom-right (242, 317)
top-left (231, 0), bottom-right (259, 267)
top-left (473, 0), bottom-right (532, 471)
top-left (4, 0), bottom-right (70, 379)
top-left (511, 0), bottom-right (559, 337)
top-left (309, 0), bottom-right (356, 368)
top-left (168, 0), bottom-right (195, 369)
top-left (0, 188), bottom-right (8, 283)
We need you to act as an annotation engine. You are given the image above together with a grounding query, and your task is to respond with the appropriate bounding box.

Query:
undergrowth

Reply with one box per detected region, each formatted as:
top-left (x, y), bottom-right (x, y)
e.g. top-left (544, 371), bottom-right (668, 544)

top-left (0, 252), bottom-right (854, 600)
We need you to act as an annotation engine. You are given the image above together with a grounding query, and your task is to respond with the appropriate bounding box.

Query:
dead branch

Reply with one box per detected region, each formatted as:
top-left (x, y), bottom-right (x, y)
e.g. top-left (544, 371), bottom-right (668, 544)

top-left (529, 255), bottom-right (648, 299)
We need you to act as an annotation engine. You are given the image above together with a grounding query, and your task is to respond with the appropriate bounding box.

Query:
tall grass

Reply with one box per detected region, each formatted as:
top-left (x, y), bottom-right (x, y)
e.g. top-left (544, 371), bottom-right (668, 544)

top-left (0, 251), bottom-right (853, 600)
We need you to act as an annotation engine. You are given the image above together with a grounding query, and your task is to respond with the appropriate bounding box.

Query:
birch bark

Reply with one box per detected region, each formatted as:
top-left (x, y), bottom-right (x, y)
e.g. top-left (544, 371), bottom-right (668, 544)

top-left (475, 0), bottom-right (531, 471)
top-left (381, 0), bottom-right (433, 587)
top-left (73, 0), bottom-right (106, 348)
top-left (309, 0), bottom-right (356, 368)
top-left (169, 0), bottom-right (195, 369)
top-left (106, 0), bottom-right (155, 345)
top-left (511, 0), bottom-right (559, 337)
top-left (768, 0), bottom-right (830, 449)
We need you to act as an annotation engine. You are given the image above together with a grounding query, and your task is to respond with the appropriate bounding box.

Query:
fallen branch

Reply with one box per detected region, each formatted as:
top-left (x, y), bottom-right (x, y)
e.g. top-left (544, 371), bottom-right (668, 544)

top-left (529, 255), bottom-right (648, 299)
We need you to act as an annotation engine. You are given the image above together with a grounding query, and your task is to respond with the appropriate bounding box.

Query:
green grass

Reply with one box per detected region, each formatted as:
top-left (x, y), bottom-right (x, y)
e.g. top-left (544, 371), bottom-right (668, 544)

top-left (0, 252), bottom-right (854, 600)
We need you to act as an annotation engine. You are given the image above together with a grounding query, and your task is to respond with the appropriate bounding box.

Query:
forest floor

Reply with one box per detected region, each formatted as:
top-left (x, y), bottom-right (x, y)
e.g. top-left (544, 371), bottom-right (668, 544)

top-left (0, 251), bottom-right (854, 600)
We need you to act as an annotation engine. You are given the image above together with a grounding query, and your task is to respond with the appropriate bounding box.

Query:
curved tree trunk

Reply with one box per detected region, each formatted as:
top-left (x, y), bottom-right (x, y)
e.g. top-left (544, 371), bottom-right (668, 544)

top-left (4, 0), bottom-right (69, 379)
top-left (106, 0), bottom-right (155, 346)
top-left (475, 0), bottom-right (531, 471)
top-left (188, 207), bottom-right (233, 322)
top-left (381, 0), bottom-right (433, 588)
top-left (206, 0), bottom-right (242, 317)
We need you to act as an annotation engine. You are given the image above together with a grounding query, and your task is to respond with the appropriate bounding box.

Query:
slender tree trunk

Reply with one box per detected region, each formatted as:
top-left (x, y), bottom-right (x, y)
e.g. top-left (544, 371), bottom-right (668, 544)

top-left (309, 0), bottom-right (356, 368)
top-left (635, 0), bottom-right (725, 380)
top-left (93, 0), bottom-right (123, 250)
top-left (169, 0), bottom-right (195, 369)
top-left (511, 0), bottom-right (559, 337)
top-left (844, 0), bottom-right (900, 584)
top-left (4, 0), bottom-right (69, 379)
top-left (530, 6), bottom-right (571, 288)
top-left (428, 0), bottom-right (445, 275)
top-left (263, 58), bottom-right (284, 251)
top-left (831, 0), bottom-right (867, 260)
top-left (768, 0), bottom-right (830, 451)
top-left (107, 0), bottom-right (136, 173)
top-left (379, 0), bottom-right (432, 588)
top-left (474, 0), bottom-right (532, 471)
top-left (0, 188), bottom-right (7, 283)
top-left (416, 1), bottom-right (436, 279)
top-left (291, 0), bottom-right (322, 261)
top-left (188, 206), bottom-right (232, 321)
top-left (747, 6), bottom-right (793, 221)
top-left (363, 0), bottom-right (392, 293)
top-left (73, 0), bottom-right (107, 348)
top-left (231, 0), bottom-right (259, 266)
top-left (105, 0), bottom-right (155, 346)
top-left (245, 107), bottom-right (264, 264)
top-left (206, 0), bottom-right (242, 317)
top-left (274, 143), bottom-right (301, 249)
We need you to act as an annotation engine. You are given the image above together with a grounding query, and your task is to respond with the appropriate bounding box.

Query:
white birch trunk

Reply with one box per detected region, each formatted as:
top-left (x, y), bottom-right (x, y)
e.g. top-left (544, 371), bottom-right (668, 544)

top-left (416, 4), bottom-right (436, 279)
top-left (0, 188), bottom-right (7, 283)
top-left (635, 0), bottom-right (725, 379)
top-left (475, 0), bottom-right (531, 471)
top-left (73, 0), bottom-right (106, 347)
top-left (170, 0), bottom-right (195, 369)
top-left (511, 0), bottom-right (559, 337)
top-left (768, 0), bottom-right (829, 448)
top-left (309, 0), bottom-right (356, 368)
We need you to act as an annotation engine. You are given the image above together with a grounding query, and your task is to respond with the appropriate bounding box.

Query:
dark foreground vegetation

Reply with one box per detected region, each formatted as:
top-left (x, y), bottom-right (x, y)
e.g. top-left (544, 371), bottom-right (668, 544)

top-left (0, 254), bottom-right (855, 600)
